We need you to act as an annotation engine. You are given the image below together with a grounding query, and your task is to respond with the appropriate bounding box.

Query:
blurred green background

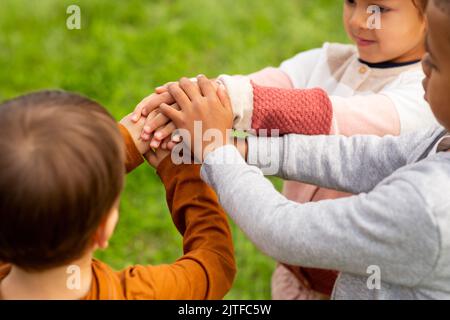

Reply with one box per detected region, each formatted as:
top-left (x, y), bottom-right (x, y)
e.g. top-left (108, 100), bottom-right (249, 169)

top-left (0, 0), bottom-right (348, 299)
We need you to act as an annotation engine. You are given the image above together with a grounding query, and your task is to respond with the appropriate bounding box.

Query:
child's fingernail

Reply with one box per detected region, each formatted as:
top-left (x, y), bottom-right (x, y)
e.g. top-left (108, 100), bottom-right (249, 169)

top-left (144, 126), bottom-right (151, 133)
top-left (172, 134), bottom-right (181, 142)
top-left (132, 114), bottom-right (138, 121)
top-left (151, 141), bottom-right (160, 148)
top-left (197, 74), bottom-right (205, 78)
top-left (155, 132), bottom-right (162, 139)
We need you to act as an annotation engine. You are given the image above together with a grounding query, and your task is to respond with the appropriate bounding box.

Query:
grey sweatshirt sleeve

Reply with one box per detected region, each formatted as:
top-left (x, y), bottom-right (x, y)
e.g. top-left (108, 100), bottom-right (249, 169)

top-left (247, 128), bottom-right (437, 194)
top-left (200, 145), bottom-right (440, 287)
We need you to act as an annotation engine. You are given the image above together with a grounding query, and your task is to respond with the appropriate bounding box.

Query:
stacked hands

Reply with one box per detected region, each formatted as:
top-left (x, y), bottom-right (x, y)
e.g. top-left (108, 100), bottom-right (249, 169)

top-left (122, 75), bottom-right (235, 166)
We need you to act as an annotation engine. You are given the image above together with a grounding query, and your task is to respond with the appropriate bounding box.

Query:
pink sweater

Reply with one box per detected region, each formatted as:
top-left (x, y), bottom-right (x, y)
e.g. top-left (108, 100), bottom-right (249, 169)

top-left (251, 85), bottom-right (333, 136)
top-left (246, 72), bottom-right (353, 208)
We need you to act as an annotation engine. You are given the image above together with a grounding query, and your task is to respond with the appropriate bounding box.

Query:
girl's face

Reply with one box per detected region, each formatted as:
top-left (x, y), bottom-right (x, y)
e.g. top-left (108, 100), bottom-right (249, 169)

top-left (343, 0), bottom-right (427, 63)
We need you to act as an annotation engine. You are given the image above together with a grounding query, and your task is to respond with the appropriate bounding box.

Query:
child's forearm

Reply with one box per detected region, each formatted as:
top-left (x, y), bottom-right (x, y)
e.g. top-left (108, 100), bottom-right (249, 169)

top-left (117, 125), bottom-right (235, 299)
top-left (220, 74), bottom-right (436, 139)
top-left (200, 144), bottom-right (438, 287)
top-left (251, 84), bottom-right (333, 135)
top-left (118, 124), bottom-right (144, 173)
top-left (156, 158), bottom-right (236, 299)
top-left (228, 128), bottom-right (433, 194)
top-left (245, 133), bottom-right (408, 193)
top-left (219, 75), bottom-right (333, 135)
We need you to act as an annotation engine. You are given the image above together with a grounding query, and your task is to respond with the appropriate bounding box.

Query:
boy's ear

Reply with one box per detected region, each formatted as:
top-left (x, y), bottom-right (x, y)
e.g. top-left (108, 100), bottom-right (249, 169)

top-left (93, 205), bottom-right (120, 250)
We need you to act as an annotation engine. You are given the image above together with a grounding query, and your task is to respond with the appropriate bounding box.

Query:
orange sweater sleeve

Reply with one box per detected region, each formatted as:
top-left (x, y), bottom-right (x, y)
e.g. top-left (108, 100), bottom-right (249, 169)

top-left (116, 123), bottom-right (235, 299)
top-left (116, 157), bottom-right (236, 300)
top-left (118, 124), bottom-right (144, 173)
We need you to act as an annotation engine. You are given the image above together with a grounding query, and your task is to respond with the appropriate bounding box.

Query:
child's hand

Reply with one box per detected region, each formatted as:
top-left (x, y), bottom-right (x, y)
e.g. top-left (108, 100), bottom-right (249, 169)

top-left (144, 147), bottom-right (171, 169)
top-left (158, 75), bottom-right (233, 162)
top-left (131, 78), bottom-right (199, 123)
top-left (132, 90), bottom-right (175, 123)
top-left (138, 79), bottom-right (220, 149)
top-left (140, 103), bottom-right (180, 147)
top-left (160, 135), bottom-right (179, 150)
top-left (119, 113), bottom-right (152, 155)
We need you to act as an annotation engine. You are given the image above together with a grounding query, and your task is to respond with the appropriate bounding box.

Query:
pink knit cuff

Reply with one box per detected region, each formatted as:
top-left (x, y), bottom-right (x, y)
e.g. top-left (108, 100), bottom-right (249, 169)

top-left (251, 82), bottom-right (333, 136)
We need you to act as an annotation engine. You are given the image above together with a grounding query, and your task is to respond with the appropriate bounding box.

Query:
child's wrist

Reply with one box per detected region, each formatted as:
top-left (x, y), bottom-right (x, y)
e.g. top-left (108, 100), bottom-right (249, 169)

top-left (118, 123), bottom-right (145, 172)
top-left (217, 75), bottom-right (254, 131)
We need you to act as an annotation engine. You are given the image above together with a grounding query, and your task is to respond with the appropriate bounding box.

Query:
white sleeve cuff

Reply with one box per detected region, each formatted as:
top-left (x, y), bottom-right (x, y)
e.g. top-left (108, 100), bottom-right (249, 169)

top-left (218, 75), bottom-right (254, 130)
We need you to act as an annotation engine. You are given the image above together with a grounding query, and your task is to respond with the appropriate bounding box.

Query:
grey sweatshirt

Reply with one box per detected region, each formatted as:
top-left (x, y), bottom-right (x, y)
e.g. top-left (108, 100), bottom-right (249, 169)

top-left (200, 126), bottom-right (450, 300)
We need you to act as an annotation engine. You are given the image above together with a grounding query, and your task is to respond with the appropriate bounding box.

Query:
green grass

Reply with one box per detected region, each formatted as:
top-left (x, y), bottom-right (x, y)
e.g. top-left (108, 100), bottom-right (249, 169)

top-left (0, 0), bottom-right (348, 299)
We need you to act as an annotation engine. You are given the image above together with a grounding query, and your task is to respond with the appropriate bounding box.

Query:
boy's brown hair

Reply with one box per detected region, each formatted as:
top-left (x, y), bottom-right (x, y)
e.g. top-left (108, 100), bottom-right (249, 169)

top-left (0, 91), bottom-right (125, 271)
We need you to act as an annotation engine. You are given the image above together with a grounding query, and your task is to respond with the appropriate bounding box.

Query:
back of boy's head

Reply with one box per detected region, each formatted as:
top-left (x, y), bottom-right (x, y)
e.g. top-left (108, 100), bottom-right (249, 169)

top-left (0, 90), bottom-right (125, 271)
